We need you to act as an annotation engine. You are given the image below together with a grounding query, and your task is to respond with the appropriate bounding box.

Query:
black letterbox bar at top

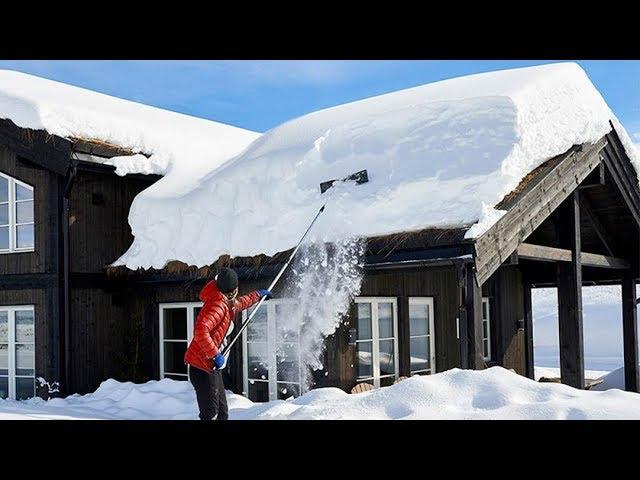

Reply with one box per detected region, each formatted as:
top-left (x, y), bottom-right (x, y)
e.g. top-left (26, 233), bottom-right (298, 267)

top-left (320, 169), bottom-right (369, 194)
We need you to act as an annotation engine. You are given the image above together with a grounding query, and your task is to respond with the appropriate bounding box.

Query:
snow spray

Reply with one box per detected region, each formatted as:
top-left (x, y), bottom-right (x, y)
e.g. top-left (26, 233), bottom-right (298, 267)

top-left (280, 236), bottom-right (365, 388)
top-left (275, 181), bottom-right (366, 391)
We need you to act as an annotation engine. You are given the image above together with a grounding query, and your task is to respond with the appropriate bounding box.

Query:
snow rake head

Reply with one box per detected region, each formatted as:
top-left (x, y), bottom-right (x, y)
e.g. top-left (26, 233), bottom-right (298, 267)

top-left (320, 169), bottom-right (369, 194)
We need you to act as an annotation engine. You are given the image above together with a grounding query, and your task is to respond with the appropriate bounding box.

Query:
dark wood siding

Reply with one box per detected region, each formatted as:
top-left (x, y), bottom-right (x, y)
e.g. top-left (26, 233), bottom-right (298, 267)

top-left (65, 166), bottom-right (159, 393)
top-left (485, 265), bottom-right (526, 375)
top-left (69, 168), bottom-right (159, 273)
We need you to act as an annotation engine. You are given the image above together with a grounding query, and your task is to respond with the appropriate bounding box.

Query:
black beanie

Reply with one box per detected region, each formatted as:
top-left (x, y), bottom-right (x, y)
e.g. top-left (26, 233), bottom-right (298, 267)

top-left (216, 267), bottom-right (238, 293)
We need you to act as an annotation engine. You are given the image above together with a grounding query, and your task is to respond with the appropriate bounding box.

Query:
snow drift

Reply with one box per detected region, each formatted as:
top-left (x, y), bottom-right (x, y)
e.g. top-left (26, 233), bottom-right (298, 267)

top-left (114, 62), bottom-right (639, 270)
top-left (2, 367), bottom-right (640, 420)
top-left (0, 70), bottom-right (260, 196)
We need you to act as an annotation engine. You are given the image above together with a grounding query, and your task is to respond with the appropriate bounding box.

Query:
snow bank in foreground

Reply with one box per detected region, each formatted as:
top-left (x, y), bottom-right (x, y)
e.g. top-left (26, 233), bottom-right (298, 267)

top-left (116, 62), bottom-right (640, 269)
top-left (0, 70), bottom-right (259, 195)
top-left (2, 367), bottom-right (640, 420)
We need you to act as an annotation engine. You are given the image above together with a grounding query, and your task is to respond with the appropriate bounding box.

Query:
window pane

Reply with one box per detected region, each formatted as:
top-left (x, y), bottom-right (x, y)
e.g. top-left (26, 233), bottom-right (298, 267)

top-left (15, 310), bottom-right (34, 343)
top-left (0, 344), bottom-right (7, 375)
top-left (16, 343), bottom-right (34, 376)
top-left (15, 183), bottom-right (33, 201)
top-left (0, 177), bottom-right (7, 202)
top-left (275, 303), bottom-right (298, 341)
top-left (378, 302), bottom-right (394, 338)
top-left (483, 340), bottom-right (490, 359)
top-left (0, 226), bottom-right (8, 250)
top-left (409, 302), bottom-right (429, 336)
top-left (357, 341), bottom-right (373, 378)
top-left (163, 308), bottom-right (187, 340)
top-left (248, 380), bottom-right (269, 402)
top-left (247, 307), bottom-right (267, 342)
top-left (163, 341), bottom-right (188, 374)
top-left (276, 342), bottom-right (299, 383)
top-left (247, 342), bottom-right (268, 380)
top-left (16, 200), bottom-right (33, 223)
top-left (0, 204), bottom-right (8, 225)
top-left (165, 373), bottom-right (188, 381)
top-left (277, 383), bottom-right (300, 400)
top-left (16, 377), bottom-right (35, 400)
top-left (379, 339), bottom-right (395, 376)
top-left (482, 301), bottom-right (488, 320)
top-left (0, 376), bottom-right (8, 399)
top-left (16, 224), bottom-right (34, 248)
top-left (380, 376), bottom-right (395, 387)
top-left (410, 337), bottom-right (429, 372)
top-left (0, 311), bottom-right (7, 342)
top-left (357, 303), bottom-right (372, 340)
top-left (482, 320), bottom-right (488, 339)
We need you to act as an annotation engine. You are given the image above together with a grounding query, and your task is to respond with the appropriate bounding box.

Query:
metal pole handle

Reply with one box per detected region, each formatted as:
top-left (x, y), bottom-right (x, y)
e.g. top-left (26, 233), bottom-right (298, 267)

top-left (220, 205), bottom-right (326, 359)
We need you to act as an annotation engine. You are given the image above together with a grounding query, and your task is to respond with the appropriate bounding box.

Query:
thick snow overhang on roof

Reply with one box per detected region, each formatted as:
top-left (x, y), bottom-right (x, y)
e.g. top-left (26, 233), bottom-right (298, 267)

top-left (0, 70), bottom-right (260, 190)
top-left (115, 62), bottom-right (640, 270)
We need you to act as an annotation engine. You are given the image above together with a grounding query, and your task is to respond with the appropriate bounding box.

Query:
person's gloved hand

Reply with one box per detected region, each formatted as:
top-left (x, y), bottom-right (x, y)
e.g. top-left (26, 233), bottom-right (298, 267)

top-left (258, 289), bottom-right (273, 299)
top-left (214, 353), bottom-right (226, 369)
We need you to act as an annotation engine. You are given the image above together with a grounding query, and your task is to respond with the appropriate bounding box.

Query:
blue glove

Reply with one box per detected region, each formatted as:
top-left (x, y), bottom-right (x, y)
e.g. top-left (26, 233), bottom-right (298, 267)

top-left (258, 289), bottom-right (273, 299)
top-left (214, 353), bottom-right (226, 369)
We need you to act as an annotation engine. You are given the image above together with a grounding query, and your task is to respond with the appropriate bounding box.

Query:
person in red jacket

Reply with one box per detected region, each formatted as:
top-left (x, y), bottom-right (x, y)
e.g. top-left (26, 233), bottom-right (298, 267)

top-left (185, 267), bottom-right (271, 420)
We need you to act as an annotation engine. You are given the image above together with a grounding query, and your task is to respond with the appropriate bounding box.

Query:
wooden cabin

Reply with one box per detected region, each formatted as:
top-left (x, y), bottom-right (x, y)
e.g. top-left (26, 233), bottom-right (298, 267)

top-left (1, 75), bottom-right (639, 402)
top-left (122, 126), bottom-right (639, 402)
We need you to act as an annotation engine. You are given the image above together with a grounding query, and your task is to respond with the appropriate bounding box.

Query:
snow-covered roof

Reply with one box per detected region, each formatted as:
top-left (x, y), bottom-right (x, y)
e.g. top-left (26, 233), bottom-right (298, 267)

top-left (0, 70), bottom-right (260, 193)
top-left (115, 62), bottom-right (640, 270)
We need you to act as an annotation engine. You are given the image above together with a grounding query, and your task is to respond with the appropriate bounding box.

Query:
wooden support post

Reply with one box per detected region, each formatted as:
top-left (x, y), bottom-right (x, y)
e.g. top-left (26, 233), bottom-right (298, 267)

top-left (523, 282), bottom-right (535, 380)
top-left (557, 191), bottom-right (585, 389)
top-left (621, 272), bottom-right (639, 393)
top-left (465, 266), bottom-right (484, 369)
top-left (457, 265), bottom-right (469, 369)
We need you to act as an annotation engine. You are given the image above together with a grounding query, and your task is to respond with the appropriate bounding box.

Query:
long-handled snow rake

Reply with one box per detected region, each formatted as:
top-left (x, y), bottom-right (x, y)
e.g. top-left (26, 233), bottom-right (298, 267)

top-left (217, 169), bottom-right (369, 366)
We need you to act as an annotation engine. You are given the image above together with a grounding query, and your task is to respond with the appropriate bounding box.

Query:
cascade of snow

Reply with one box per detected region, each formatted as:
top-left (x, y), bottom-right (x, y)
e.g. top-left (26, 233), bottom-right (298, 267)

top-left (280, 235), bottom-right (366, 389)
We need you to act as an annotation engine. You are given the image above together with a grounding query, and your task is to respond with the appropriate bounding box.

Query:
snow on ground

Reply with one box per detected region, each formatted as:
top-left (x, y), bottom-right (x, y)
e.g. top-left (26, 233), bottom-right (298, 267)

top-left (534, 366), bottom-right (610, 381)
top-left (591, 366), bottom-right (636, 392)
top-left (0, 70), bottom-right (259, 195)
top-left (2, 367), bottom-right (640, 420)
top-left (115, 62), bottom-right (640, 269)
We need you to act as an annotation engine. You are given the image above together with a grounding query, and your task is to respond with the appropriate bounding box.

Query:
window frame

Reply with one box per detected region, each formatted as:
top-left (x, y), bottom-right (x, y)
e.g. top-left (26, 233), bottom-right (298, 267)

top-left (408, 297), bottom-right (436, 376)
top-left (0, 305), bottom-right (35, 400)
top-left (158, 302), bottom-right (203, 380)
top-left (481, 297), bottom-right (491, 362)
top-left (242, 298), bottom-right (303, 402)
top-left (354, 297), bottom-right (399, 388)
top-left (0, 172), bottom-right (35, 254)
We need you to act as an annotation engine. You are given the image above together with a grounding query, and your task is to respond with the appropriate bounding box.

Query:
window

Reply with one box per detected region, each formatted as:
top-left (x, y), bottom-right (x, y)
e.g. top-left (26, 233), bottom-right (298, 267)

top-left (355, 298), bottom-right (399, 388)
top-left (0, 306), bottom-right (35, 400)
top-left (0, 173), bottom-right (34, 253)
top-left (408, 298), bottom-right (436, 375)
top-left (159, 303), bottom-right (203, 380)
top-left (482, 297), bottom-right (491, 361)
top-left (242, 299), bottom-right (303, 402)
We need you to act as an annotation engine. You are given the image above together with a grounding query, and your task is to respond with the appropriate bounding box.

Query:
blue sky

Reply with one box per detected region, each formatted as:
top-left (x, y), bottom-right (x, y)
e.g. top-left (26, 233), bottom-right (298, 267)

top-left (0, 60), bottom-right (639, 138)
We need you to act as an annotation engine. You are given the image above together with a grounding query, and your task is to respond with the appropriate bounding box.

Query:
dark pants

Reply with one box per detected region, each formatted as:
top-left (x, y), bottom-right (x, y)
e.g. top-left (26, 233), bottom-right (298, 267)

top-left (189, 365), bottom-right (229, 421)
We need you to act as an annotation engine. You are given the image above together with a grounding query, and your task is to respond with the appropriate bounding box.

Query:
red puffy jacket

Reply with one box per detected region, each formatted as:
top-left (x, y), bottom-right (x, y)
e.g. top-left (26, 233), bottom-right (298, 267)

top-left (184, 280), bottom-right (260, 373)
